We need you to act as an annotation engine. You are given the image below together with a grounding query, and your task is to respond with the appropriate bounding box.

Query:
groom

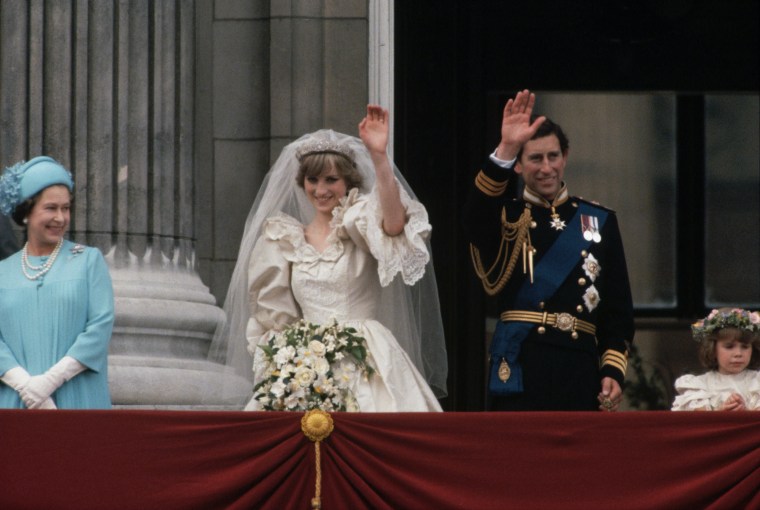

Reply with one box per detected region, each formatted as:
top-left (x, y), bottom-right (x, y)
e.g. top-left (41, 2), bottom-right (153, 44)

top-left (463, 89), bottom-right (634, 412)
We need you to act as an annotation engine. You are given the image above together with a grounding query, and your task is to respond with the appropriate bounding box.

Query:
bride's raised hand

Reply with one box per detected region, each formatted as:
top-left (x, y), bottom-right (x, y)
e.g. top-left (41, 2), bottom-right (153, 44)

top-left (359, 104), bottom-right (389, 156)
top-left (358, 104), bottom-right (403, 235)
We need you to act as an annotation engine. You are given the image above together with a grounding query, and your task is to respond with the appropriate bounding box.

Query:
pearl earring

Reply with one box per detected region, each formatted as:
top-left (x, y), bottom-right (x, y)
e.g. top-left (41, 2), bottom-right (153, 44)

top-left (23, 218), bottom-right (28, 225)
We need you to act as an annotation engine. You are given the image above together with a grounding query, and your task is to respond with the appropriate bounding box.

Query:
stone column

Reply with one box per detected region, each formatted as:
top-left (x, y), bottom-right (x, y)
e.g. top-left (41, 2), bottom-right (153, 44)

top-left (0, 1), bottom-right (250, 409)
top-left (269, 1), bottom-right (369, 150)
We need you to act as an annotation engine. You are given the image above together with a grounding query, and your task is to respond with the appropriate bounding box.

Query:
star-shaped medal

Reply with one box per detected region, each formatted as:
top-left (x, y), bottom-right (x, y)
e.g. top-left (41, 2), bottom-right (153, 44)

top-left (550, 215), bottom-right (566, 231)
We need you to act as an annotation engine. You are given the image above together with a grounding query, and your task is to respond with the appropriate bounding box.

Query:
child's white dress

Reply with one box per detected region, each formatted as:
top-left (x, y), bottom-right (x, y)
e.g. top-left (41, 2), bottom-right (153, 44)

top-left (671, 369), bottom-right (760, 410)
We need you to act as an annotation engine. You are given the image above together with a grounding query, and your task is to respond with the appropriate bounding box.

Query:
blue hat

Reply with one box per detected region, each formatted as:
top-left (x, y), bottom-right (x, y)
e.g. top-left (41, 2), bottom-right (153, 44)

top-left (0, 156), bottom-right (74, 216)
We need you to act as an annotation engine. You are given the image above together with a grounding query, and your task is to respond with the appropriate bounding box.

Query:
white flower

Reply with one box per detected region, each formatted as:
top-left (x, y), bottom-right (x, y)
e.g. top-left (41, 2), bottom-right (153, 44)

top-left (334, 360), bottom-right (358, 384)
top-left (270, 380), bottom-right (287, 398)
top-left (279, 363), bottom-right (296, 377)
top-left (313, 357), bottom-right (330, 375)
top-left (309, 340), bottom-right (326, 356)
top-left (273, 345), bottom-right (296, 365)
top-left (313, 375), bottom-right (331, 393)
top-left (284, 388), bottom-right (305, 409)
top-left (294, 366), bottom-right (316, 387)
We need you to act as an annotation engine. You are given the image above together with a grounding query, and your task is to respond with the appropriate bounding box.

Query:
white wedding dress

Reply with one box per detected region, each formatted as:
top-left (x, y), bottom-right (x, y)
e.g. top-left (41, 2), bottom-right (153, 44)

top-left (243, 187), bottom-right (442, 412)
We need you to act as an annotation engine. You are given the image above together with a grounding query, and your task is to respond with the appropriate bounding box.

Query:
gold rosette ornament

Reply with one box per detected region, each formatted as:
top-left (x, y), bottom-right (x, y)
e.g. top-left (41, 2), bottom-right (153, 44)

top-left (301, 409), bottom-right (334, 441)
top-left (301, 410), bottom-right (335, 509)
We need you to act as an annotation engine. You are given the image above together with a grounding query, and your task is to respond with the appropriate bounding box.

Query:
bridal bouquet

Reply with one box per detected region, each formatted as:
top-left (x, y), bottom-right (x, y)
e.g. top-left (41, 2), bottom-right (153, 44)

top-left (252, 319), bottom-right (375, 412)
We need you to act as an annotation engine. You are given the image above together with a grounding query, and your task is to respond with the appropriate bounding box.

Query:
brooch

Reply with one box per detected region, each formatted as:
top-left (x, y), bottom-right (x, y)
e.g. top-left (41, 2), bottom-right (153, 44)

top-left (582, 253), bottom-right (601, 282)
top-left (583, 285), bottom-right (600, 312)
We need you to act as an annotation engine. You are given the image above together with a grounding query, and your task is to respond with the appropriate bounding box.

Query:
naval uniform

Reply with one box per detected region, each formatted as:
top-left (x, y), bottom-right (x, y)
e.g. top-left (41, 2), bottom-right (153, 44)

top-left (464, 158), bottom-right (634, 411)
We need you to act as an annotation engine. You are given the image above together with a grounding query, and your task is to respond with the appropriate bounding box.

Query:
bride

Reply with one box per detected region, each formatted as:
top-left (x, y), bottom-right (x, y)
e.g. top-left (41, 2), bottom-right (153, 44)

top-left (212, 105), bottom-right (447, 411)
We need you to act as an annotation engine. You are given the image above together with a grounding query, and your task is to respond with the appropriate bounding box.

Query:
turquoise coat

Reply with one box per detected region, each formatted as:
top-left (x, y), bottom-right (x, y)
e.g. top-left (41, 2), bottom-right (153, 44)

top-left (0, 240), bottom-right (114, 408)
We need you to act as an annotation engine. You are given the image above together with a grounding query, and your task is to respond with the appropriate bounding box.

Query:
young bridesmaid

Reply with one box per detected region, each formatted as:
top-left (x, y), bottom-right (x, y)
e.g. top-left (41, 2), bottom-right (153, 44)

top-left (672, 308), bottom-right (760, 411)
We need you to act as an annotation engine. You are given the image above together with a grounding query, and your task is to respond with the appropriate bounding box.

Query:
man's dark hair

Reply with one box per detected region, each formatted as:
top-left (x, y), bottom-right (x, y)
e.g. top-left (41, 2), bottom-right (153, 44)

top-left (517, 116), bottom-right (570, 161)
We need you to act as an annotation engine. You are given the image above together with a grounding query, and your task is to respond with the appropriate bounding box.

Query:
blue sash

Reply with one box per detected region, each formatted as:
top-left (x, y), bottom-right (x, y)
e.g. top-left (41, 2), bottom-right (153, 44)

top-left (489, 202), bottom-right (607, 395)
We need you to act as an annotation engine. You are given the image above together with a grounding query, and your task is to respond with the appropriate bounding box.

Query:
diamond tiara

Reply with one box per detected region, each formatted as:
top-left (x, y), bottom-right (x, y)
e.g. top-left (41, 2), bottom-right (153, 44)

top-left (295, 140), bottom-right (355, 163)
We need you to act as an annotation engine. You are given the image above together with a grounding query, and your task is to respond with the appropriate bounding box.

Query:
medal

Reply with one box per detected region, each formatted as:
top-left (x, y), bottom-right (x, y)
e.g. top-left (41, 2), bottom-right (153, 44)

top-left (581, 214), bottom-right (602, 243)
top-left (550, 206), bottom-right (566, 231)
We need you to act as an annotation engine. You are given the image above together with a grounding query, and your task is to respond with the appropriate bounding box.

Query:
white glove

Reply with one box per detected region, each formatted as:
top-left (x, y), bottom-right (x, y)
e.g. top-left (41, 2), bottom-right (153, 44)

top-left (1, 366), bottom-right (31, 390)
top-left (1, 366), bottom-right (57, 409)
top-left (38, 397), bottom-right (58, 409)
top-left (20, 374), bottom-right (59, 408)
top-left (19, 356), bottom-right (86, 409)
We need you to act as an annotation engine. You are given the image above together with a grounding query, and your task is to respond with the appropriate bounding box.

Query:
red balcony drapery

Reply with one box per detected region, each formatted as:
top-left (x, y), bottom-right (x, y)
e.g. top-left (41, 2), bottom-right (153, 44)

top-left (1, 410), bottom-right (758, 509)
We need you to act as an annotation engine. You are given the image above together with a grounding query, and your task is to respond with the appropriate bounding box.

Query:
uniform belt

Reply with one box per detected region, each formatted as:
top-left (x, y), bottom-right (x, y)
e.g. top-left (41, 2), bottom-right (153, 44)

top-left (500, 310), bottom-right (596, 337)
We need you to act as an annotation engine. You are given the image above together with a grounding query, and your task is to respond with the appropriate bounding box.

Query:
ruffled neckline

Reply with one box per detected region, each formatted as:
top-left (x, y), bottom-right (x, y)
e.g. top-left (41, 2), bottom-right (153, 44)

top-left (263, 190), bottom-right (362, 262)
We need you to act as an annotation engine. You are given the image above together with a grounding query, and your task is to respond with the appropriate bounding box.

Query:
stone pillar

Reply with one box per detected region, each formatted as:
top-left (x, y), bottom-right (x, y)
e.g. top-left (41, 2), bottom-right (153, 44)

top-left (0, 1), bottom-right (250, 409)
top-left (271, 1), bottom-right (369, 139)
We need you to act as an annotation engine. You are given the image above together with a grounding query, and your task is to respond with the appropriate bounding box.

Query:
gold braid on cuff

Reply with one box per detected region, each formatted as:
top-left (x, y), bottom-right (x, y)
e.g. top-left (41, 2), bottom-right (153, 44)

top-left (475, 170), bottom-right (508, 196)
top-left (602, 349), bottom-right (628, 375)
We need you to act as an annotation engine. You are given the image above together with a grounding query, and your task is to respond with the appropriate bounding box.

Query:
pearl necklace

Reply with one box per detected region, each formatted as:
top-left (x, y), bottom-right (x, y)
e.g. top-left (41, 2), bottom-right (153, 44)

top-left (21, 239), bottom-right (63, 281)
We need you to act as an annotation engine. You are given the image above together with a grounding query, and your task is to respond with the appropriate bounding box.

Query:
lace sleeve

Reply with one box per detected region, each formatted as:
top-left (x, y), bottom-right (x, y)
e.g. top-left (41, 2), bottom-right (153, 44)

top-left (339, 182), bottom-right (432, 287)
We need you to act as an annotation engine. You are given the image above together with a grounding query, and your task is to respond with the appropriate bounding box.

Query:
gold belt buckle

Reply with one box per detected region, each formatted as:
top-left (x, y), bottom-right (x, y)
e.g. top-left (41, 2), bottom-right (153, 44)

top-left (554, 313), bottom-right (575, 332)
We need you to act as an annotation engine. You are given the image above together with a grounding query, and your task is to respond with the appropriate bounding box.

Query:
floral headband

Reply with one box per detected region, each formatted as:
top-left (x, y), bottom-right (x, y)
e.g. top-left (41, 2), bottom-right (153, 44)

top-left (691, 308), bottom-right (760, 341)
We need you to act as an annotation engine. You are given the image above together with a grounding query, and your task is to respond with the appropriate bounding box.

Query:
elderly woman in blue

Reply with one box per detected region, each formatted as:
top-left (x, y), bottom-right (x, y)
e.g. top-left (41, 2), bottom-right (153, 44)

top-left (0, 156), bottom-right (114, 409)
